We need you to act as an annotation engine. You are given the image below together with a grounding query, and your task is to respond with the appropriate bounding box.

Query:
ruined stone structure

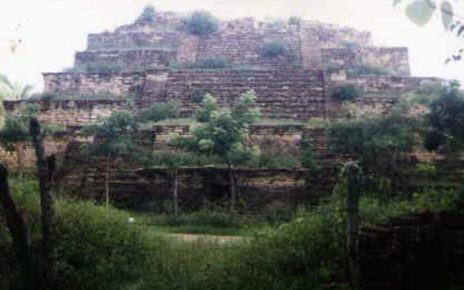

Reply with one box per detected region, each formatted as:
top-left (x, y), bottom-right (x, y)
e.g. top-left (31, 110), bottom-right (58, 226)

top-left (0, 10), bottom-right (445, 210)
top-left (38, 11), bottom-right (430, 118)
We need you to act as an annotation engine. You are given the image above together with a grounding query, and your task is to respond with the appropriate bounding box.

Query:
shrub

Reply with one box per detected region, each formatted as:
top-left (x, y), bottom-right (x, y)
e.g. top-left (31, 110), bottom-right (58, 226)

top-left (347, 65), bottom-right (394, 77)
top-left (257, 154), bottom-right (297, 168)
top-left (260, 41), bottom-right (288, 58)
top-left (266, 19), bottom-right (286, 30)
top-left (339, 41), bottom-right (361, 50)
top-left (183, 11), bottom-right (219, 36)
top-left (288, 16), bottom-right (301, 26)
top-left (148, 151), bottom-right (221, 167)
top-left (0, 178), bottom-right (166, 290)
top-left (138, 100), bottom-right (180, 123)
top-left (136, 5), bottom-right (156, 23)
top-left (330, 84), bottom-right (360, 101)
top-left (326, 113), bottom-right (416, 176)
top-left (186, 57), bottom-right (230, 69)
top-left (190, 90), bottom-right (210, 103)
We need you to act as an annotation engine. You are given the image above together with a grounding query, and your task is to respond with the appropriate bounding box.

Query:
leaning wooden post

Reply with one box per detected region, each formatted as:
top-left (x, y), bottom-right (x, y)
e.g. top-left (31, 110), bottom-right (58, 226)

top-left (30, 118), bottom-right (57, 284)
top-left (0, 164), bottom-right (37, 290)
top-left (343, 161), bottom-right (363, 288)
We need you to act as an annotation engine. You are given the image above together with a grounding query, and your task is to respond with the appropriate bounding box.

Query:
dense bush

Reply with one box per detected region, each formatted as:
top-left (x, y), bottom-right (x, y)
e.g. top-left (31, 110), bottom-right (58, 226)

top-left (330, 84), bottom-right (360, 101)
top-left (183, 11), bottom-right (219, 36)
top-left (0, 178), bottom-right (166, 290)
top-left (327, 113), bottom-right (416, 174)
top-left (424, 84), bottom-right (464, 152)
top-left (138, 100), bottom-right (180, 123)
top-left (288, 16), bottom-right (301, 26)
top-left (260, 41), bottom-right (289, 58)
top-left (136, 5), bottom-right (156, 23)
top-left (148, 151), bottom-right (221, 167)
top-left (257, 153), bottom-right (297, 168)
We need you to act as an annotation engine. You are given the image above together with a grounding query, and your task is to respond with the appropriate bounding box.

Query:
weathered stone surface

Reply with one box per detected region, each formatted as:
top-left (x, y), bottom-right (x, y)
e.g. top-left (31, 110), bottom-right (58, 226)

top-left (42, 71), bottom-right (148, 95)
top-left (75, 49), bottom-right (176, 69)
top-left (321, 47), bottom-right (410, 76)
top-left (80, 14), bottom-right (409, 73)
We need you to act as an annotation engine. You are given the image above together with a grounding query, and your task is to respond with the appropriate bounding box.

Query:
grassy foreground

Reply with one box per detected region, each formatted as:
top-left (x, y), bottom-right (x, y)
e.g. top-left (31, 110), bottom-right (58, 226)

top-left (0, 177), bottom-right (463, 290)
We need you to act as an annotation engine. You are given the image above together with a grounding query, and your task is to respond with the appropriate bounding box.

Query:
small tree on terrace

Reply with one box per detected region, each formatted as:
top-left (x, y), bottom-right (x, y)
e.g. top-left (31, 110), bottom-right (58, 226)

top-left (81, 111), bottom-right (138, 207)
top-left (136, 5), bottom-right (156, 23)
top-left (327, 109), bottom-right (416, 195)
top-left (170, 91), bottom-right (261, 211)
top-left (424, 83), bottom-right (464, 152)
top-left (0, 104), bottom-right (41, 176)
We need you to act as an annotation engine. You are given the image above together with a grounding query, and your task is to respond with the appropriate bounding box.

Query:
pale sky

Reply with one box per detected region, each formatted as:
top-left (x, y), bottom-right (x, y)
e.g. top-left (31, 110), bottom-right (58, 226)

top-left (0, 0), bottom-right (462, 92)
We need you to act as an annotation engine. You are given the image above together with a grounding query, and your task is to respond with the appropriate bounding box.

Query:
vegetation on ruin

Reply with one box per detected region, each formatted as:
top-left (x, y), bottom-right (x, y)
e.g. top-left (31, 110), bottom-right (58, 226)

top-left (136, 5), bottom-right (156, 23)
top-left (260, 40), bottom-right (289, 58)
top-left (170, 91), bottom-right (261, 210)
top-left (330, 84), bottom-right (361, 101)
top-left (138, 99), bottom-right (180, 122)
top-left (423, 83), bottom-right (464, 152)
top-left (183, 10), bottom-right (219, 36)
top-left (288, 16), bottom-right (302, 27)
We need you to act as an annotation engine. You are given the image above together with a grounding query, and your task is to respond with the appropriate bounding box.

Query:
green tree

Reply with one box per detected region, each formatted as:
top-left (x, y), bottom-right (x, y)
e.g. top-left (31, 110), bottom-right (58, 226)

top-left (170, 91), bottom-right (261, 210)
top-left (0, 74), bottom-right (33, 100)
top-left (260, 41), bottom-right (289, 58)
top-left (137, 100), bottom-right (180, 123)
top-left (0, 104), bottom-right (41, 176)
top-left (327, 111), bottom-right (416, 194)
top-left (330, 84), bottom-right (361, 101)
top-left (136, 5), bottom-right (156, 23)
top-left (424, 83), bottom-right (464, 151)
top-left (81, 111), bottom-right (138, 207)
top-left (183, 11), bottom-right (219, 36)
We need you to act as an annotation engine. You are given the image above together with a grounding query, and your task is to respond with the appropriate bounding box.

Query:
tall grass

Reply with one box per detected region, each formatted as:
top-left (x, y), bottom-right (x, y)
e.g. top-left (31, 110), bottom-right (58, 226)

top-left (1, 177), bottom-right (462, 289)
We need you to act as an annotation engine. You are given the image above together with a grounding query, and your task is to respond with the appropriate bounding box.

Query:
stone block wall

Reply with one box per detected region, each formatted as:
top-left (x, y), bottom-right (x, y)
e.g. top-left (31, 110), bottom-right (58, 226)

top-left (59, 165), bottom-right (315, 212)
top-left (82, 16), bottom-right (410, 73)
top-left (196, 27), bottom-right (301, 69)
top-left (42, 70), bottom-right (440, 121)
top-left (340, 76), bottom-right (442, 93)
top-left (299, 22), bottom-right (372, 68)
top-left (87, 31), bottom-right (181, 51)
top-left (159, 69), bottom-right (327, 119)
top-left (42, 71), bottom-right (148, 95)
top-left (321, 47), bottom-right (410, 76)
top-left (75, 49), bottom-right (176, 70)
top-left (4, 99), bottom-right (129, 127)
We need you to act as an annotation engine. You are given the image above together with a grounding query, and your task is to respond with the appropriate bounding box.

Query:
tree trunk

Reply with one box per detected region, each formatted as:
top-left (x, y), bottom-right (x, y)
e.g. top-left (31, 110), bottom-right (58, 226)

top-left (105, 155), bottom-right (110, 207)
top-left (0, 164), bottom-right (37, 290)
top-left (345, 162), bottom-right (362, 289)
top-left (16, 144), bottom-right (23, 178)
top-left (228, 163), bottom-right (236, 211)
top-left (172, 169), bottom-right (178, 216)
top-left (29, 118), bottom-right (56, 285)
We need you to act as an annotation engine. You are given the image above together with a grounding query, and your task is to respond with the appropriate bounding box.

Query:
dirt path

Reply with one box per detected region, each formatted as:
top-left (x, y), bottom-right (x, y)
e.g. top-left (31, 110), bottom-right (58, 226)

top-left (167, 233), bottom-right (246, 243)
